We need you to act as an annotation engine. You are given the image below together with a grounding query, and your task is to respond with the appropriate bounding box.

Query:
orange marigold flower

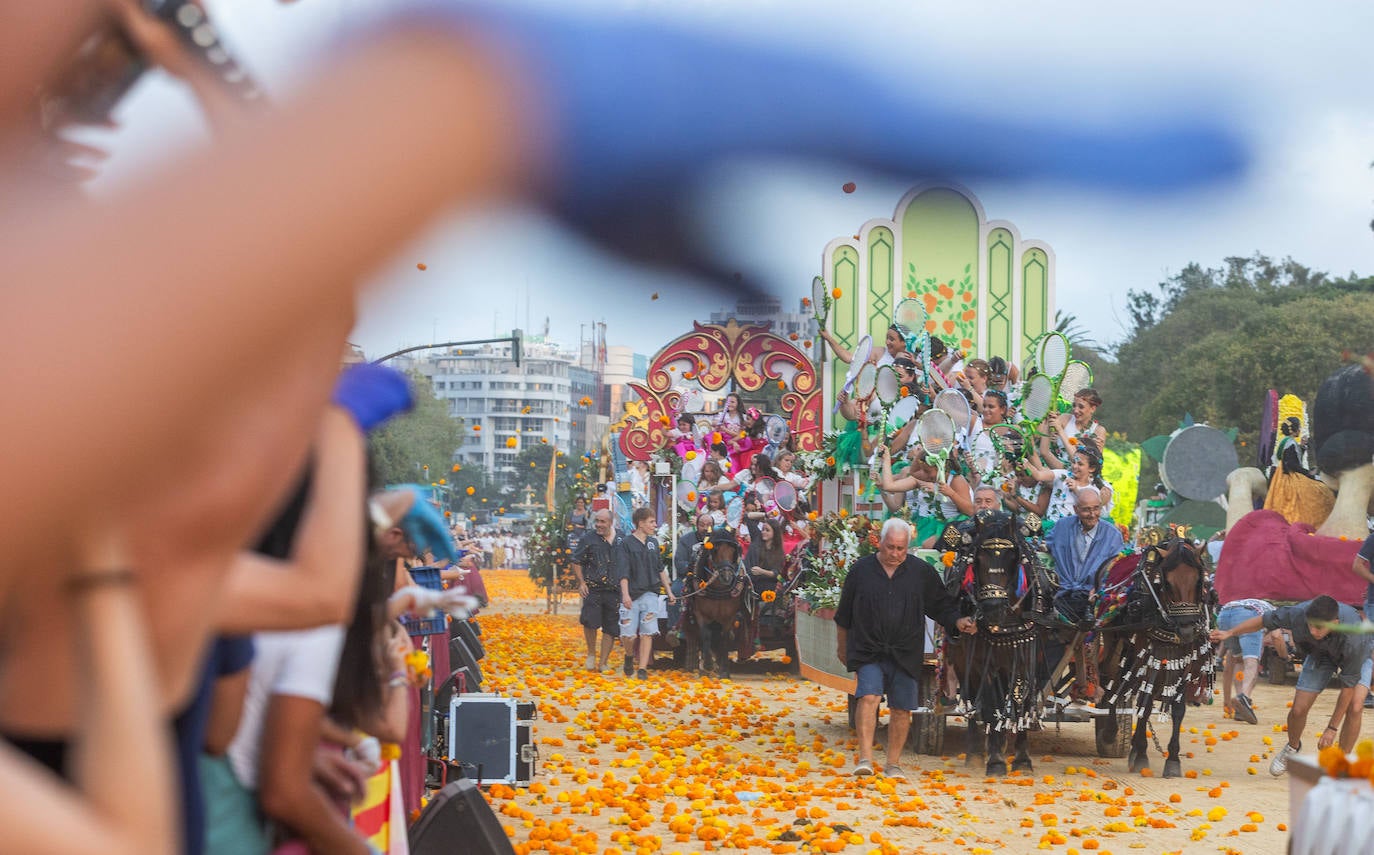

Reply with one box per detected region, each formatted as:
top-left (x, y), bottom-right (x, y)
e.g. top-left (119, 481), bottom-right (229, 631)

top-left (941, 551), bottom-right (956, 567)
top-left (831, 288), bottom-right (842, 299)
top-left (761, 590), bottom-right (777, 602)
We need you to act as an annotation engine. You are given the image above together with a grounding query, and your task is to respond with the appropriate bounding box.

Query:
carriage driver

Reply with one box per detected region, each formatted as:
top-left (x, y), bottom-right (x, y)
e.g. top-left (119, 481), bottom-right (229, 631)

top-left (834, 518), bottom-right (976, 780)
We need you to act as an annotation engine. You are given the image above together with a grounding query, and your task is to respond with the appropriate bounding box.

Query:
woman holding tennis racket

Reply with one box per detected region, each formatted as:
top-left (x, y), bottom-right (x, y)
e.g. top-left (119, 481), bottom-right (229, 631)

top-left (877, 445), bottom-right (975, 547)
top-left (1026, 437), bottom-right (1114, 523)
top-left (1047, 387), bottom-right (1109, 459)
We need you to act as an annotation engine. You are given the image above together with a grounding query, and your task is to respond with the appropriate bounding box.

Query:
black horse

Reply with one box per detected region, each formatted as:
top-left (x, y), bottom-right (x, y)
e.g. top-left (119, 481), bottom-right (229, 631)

top-left (1093, 535), bottom-right (1216, 777)
top-left (683, 528), bottom-right (748, 678)
top-left (942, 510), bottom-right (1054, 776)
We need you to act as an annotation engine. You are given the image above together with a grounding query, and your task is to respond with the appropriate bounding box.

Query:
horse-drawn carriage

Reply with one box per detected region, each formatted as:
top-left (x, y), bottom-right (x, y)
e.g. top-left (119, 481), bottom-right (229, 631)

top-left (670, 526), bottom-right (803, 678)
top-left (797, 511), bottom-right (1217, 776)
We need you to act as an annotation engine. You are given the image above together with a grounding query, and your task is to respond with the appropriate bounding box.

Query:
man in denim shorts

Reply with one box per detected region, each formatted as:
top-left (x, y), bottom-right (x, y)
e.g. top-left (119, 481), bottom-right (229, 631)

top-left (834, 519), bottom-right (976, 780)
top-left (1212, 595), bottom-right (1374, 775)
top-left (616, 507), bottom-right (675, 680)
top-left (1349, 534), bottom-right (1374, 709)
top-left (1214, 598), bottom-right (1277, 724)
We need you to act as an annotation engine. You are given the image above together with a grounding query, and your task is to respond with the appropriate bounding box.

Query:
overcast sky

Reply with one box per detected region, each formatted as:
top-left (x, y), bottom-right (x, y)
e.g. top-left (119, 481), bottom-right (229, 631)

top-left (96, 0), bottom-right (1374, 359)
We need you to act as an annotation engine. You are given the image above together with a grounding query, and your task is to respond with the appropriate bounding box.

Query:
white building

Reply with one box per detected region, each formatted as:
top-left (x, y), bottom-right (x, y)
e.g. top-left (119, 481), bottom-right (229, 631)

top-left (709, 296), bottom-right (815, 342)
top-left (417, 340), bottom-right (574, 487)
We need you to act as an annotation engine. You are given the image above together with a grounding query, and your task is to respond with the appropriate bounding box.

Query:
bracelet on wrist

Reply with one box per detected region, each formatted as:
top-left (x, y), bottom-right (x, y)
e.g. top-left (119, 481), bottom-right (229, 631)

top-left (1326, 724), bottom-right (1338, 732)
top-left (66, 569), bottom-right (136, 594)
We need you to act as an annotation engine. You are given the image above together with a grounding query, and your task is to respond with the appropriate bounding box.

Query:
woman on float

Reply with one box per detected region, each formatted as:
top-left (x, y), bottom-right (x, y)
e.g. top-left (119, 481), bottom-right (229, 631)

top-left (728, 407), bottom-right (767, 476)
top-left (1046, 387), bottom-right (1108, 460)
top-left (714, 392), bottom-right (744, 436)
top-left (1025, 436), bottom-right (1113, 524)
top-left (817, 323), bottom-right (906, 368)
top-left (877, 444), bottom-right (975, 548)
top-left (954, 358), bottom-right (992, 411)
top-left (773, 450), bottom-right (812, 493)
top-left (696, 460), bottom-right (737, 495)
top-left (965, 388), bottom-right (1011, 486)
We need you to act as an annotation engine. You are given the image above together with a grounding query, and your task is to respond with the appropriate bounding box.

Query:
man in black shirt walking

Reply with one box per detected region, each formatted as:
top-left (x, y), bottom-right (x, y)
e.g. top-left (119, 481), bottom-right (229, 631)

top-left (572, 509), bottom-right (620, 672)
top-left (834, 518), bottom-right (975, 779)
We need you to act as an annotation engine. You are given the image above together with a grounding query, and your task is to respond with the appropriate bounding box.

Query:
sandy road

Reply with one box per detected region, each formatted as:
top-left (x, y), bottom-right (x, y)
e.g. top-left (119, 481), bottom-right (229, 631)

top-left (471, 571), bottom-right (1335, 854)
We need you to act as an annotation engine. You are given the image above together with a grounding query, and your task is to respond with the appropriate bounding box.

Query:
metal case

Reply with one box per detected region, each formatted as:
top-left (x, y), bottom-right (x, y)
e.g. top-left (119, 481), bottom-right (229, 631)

top-left (447, 694), bottom-right (537, 786)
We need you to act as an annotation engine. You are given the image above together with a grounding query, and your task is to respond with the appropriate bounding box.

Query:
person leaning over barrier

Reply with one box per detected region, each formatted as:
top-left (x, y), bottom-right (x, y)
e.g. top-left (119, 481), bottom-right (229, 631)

top-left (834, 518), bottom-right (975, 781)
top-left (1211, 595), bottom-right (1374, 774)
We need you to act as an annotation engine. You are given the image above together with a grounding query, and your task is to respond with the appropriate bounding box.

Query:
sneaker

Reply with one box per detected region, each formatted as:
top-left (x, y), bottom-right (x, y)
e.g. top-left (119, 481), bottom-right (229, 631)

top-left (1270, 741), bottom-right (1300, 776)
top-left (636, 668), bottom-right (648, 680)
top-left (584, 654), bottom-right (597, 671)
top-left (882, 764), bottom-right (907, 781)
top-left (852, 760), bottom-right (875, 777)
top-left (623, 654), bottom-right (634, 676)
top-left (1233, 694), bottom-right (1258, 725)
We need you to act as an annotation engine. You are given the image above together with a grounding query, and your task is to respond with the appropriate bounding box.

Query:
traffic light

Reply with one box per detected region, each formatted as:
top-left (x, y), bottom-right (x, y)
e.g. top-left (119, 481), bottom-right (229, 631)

top-left (511, 328), bottom-right (523, 367)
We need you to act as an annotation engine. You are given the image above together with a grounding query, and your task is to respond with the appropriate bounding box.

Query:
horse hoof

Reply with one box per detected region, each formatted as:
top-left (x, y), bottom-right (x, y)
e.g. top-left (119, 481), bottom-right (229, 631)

top-left (1127, 750), bottom-right (1149, 773)
top-left (1162, 758), bottom-right (1182, 778)
top-left (1011, 757), bottom-right (1034, 774)
top-left (986, 760), bottom-right (1008, 777)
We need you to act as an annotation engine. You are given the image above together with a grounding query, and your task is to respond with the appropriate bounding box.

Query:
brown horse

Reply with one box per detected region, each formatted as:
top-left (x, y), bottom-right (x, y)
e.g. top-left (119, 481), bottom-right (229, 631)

top-left (943, 510), bottom-right (1053, 776)
top-left (1094, 536), bottom-right (1215, 777)
top-left (683, 529), bottom-right (749, 678)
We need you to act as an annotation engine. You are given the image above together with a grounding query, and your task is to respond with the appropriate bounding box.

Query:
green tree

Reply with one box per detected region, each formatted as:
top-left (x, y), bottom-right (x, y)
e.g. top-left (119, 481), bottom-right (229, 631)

top-left (369, 372), bottom-right (464, 486)
top-left (1108, 254), bottom-right (1374, 446)
top-left (505, 444), bottom-right (578, 507)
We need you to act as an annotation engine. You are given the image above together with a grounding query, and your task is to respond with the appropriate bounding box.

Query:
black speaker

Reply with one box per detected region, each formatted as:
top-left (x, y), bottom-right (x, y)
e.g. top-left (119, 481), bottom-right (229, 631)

top-left (450, 636), bottom-right (484, 687)
top-left (435, 666), bottom-right (481, 712)
top-left (452, 619), bottom-right (486, 661)
top-left (409, 779), bottom-right (515, 855)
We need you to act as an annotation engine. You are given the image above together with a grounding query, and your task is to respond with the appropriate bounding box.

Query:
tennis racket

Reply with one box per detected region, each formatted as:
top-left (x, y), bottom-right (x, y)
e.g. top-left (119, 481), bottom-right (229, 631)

top-left (811, 276), bottom-right (830, 325)
top-left (892, 298), bottom-right (927, 337)
top-left (1019, 373), bottom-right (1056, 428)
top-left (917, 408), bottom-right (957, 483)
top-left (1058, 360), bottom-right (1094, 403)
top-left (1037, 331), bottom-right (1070, 380)
top-left (726, 497), bottom-right (744, 529)
top-left (675, 480), bottom-right (698, 511)
top-left (772, 480), bottom-right (798, 513)
top-left (933, 388), bottom-right (973, 432)
top-left (853, 362), bottom-right (878, 401)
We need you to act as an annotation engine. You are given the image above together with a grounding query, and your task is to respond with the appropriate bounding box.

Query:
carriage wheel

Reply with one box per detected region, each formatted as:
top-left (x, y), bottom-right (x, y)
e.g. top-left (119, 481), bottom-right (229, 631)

top-left (1094, 713), bottom-right (1132, 758)
top-left (913, 668), bottom-right (946, 755)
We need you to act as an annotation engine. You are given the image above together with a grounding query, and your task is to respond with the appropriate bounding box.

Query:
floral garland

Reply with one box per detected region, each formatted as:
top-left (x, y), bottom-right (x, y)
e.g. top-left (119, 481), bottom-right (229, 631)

top-left (794, 431), bottom-right (843, 483)
top-left (795, 512), bottom-right (880, 610)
